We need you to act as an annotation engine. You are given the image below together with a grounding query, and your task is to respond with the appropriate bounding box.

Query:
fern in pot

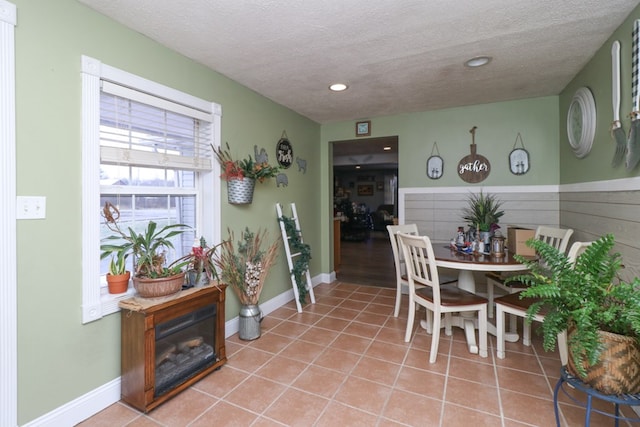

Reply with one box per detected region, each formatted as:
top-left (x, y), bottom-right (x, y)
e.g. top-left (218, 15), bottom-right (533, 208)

top-left (508, 233), bottom-right (640, 394)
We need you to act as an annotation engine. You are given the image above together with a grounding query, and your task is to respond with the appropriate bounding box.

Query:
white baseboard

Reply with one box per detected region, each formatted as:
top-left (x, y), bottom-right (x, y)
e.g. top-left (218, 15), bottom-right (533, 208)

top-left (26, 274), bottom-right (328, 426)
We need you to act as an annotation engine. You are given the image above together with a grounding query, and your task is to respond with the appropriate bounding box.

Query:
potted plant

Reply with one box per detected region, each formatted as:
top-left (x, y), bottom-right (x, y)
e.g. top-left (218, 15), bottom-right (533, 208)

top-left (175, 236), bottom-right (223, 288)
top-left (461, 191), bottom-right (504, 243)
top-left (101, 244), bottom-right (131, 294)
top-left (101, 202), bottom-right (191, 298)
top-left (509, 233), bottom-right (640, 394)
top-left (213, 227), bottom-right (279, 340)
top-left (212, 142), bottom-right (280, 204)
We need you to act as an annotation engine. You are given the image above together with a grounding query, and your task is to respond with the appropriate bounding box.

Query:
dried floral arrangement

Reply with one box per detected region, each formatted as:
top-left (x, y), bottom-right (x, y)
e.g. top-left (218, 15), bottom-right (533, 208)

top-left (213, 227), bottom-right (279, 305)
top-left (212, 142), bottom-right (280, 182)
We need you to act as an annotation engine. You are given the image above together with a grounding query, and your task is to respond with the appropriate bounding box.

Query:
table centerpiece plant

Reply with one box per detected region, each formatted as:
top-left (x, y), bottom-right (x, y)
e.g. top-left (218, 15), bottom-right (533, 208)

top-left (507, 233), bottom-right (640, 394)
top-left (211, 142), bottom-right (281, 204)
top-left (101, 202), bottom-right (191, 298)
top-left (461, 191), bottom-right (504, 243)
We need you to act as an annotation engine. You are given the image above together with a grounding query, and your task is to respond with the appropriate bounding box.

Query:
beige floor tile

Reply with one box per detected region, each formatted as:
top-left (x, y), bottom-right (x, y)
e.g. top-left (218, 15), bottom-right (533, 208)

top-left (326, 306), bottom-right (361, 321)
top-left (328, 333), bottom-right (372, 354)
top-left (442, 403), bottom-right (503, 426)
top-left (278, 339), bottom-right (325, 363)
top-left (382, 388), bottom-right (442, 426)
top-left (76, 403), bottom-right (139, 426)
top-left (445, 377), bottom-right (500, 415)
top-left (227, 346), bottom-right (274, 373)
top-left (268, 319), bottom-right (310, 338)
top-left (314, 316), bottom-right (350, 332)
top-left (447, 356), bottom-right (498, 385)
top-left (263, 389), bottom-right (329, 427)
top-left (497, 366), bottom-right (554, 399)
top-left (315, 401), bottom-right (379, 427)
top-left (334, 376), bottom-right (393, 413)
top-left (225, 375), bottom-right (286, 413)
top-left (365, 340), bottom-right (409, 364)
top-left (342, 321), bottom-right (381, 338)
top-left (146, 388), bottom-right (217, 426)
top-left (192, 364), bottom-right (250, 398)
top-left (395, 366), bottom-right (446, 400)
top-left (351, 355), bottom-right (401, 386)
top-left (314, 347), bottom-right (362, 373)
top-left (297, 326), bottom-right (339, 346)
top-left (248, 331), bottom-right (293, 354)
top-left (290, 364), bottom-right (347, 398)
top-left (286, 310), bottom-right (324, 325)
top-left (255, 354), bottom-right (308, 385)
top-left (500, 389), bottom-right (559, 426)
top-left (190, 400), bottom-right (258, 427)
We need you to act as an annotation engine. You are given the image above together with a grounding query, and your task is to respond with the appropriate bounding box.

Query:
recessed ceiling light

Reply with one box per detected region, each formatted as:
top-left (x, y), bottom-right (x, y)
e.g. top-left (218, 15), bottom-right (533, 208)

top-left (355, 165), bottom-right (361, 169)
top-left (383, 146), bottom-right (391, 151)
top-left (329, 83), bottom-right (348, 92)
top-left (464, 56), bottom-right (492, 68)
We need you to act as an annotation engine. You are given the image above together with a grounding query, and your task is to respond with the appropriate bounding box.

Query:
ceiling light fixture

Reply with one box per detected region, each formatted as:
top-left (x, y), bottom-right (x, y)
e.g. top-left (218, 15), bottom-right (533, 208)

top-left (383, 146), bottom-right (391, 151)
top-left (464, 56), bottom-right (492, 68)
top-left (329, 83), bottom-right (348, 92)
top-left (355, 165), bottom-right (361, 169)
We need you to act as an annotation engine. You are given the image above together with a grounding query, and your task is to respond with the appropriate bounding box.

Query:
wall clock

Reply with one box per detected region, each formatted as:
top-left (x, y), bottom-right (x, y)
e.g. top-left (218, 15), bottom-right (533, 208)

top-left (567, 87), bottom-right (596, 158)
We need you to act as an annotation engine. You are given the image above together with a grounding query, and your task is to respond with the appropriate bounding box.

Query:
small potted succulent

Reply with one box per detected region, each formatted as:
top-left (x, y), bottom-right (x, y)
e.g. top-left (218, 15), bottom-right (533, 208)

top-left (101, 202), bottom-right (191, 298)
top-left (212, 142), bottom-right (280, 204)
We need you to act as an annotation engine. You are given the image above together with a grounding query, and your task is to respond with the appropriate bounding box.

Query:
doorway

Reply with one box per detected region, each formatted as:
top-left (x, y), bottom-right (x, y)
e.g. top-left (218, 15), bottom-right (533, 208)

top-left (331, 136), bottom-right (398, 287)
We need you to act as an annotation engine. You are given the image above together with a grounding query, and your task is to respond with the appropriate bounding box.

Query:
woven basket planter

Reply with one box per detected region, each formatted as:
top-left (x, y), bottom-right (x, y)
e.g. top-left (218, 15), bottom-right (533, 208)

top-left (567, 328), bottom-right (640, 394)
top-left (227, 178), bottom-right (255, 204)
top-left (132, 272), bottom-right (185, 298)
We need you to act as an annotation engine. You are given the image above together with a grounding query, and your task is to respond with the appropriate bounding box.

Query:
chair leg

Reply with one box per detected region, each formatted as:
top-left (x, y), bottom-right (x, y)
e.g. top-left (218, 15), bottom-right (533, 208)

top-left (496, 303), bottom-right (505, 359)
top-left (508, 314), bottom-right (518, 334)
top-left (477, 305), bottom-right (488, 358)
top-left (429, 310), bottom-right (442, 363)
top-left (393, 281), bottom-right (402, 317)
top-left (487, 281), bottom-right (494, 319)
top-left (557, 329), bottom-right (568, 366)
top-left (404, 297), bottom-right (416, 342)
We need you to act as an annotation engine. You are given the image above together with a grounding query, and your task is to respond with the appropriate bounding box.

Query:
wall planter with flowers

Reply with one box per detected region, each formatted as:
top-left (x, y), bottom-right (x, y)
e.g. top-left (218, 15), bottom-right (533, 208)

top-left (213, 227), bottom-right (279, 340)
top-left (101, 202), bottom-right (191, 298)
top-left (212, 142), bottom-right (280, 204)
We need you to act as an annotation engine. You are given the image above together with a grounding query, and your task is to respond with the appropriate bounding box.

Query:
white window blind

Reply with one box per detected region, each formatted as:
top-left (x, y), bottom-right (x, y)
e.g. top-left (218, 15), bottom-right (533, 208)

top-left (100, 81), bottom-right (213, 172)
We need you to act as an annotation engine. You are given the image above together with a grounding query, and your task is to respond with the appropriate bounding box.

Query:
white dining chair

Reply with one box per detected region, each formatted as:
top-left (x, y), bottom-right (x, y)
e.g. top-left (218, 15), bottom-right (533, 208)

top-left (387, 224), bottom-right (420, 317)
top-left (486, 226), bottom-right (574, 325)
top-left (495, 241), bottom-right (591, 361)
top-left (398, 232), bottom-right (488, 363)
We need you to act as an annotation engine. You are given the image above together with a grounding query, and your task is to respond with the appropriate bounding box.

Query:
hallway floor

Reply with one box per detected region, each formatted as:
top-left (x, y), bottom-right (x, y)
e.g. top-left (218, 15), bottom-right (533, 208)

top-left (78, 281), bottom-right (637, 426)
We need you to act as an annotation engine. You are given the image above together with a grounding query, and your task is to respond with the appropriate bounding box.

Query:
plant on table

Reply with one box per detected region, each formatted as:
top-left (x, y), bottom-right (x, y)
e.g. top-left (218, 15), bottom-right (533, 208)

top-left (507, 234), bottom-right (640, 380)
top-left (174, 236), bottom-right (223, 286)
top-left (212, 227), bottom-right (279, 305)
top-left (461, 191), bottom-right (504, 233)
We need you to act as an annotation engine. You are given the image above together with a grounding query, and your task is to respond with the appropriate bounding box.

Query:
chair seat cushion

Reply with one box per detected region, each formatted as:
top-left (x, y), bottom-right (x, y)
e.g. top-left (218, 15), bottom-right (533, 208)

top-left (416, 285), bottom-right (487, 306)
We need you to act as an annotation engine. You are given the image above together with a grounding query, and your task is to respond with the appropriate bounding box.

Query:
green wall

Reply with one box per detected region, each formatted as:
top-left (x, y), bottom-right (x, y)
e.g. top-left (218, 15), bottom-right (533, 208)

top-left (320, 96), bottom-right (560, 272)
top-left (560, 5), bottom-right (640, 183)
top-left (14, 0), bottom-right (320, 423)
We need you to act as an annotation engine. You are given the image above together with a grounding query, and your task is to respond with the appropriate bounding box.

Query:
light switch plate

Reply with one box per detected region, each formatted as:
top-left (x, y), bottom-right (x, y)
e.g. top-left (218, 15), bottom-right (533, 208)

top-left (16, 196), bottom-right (46, 219)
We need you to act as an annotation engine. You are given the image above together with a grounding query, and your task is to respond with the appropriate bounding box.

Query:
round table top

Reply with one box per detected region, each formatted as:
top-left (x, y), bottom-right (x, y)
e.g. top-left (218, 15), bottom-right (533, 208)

top-left (432, 244), bottom-right (536, 272)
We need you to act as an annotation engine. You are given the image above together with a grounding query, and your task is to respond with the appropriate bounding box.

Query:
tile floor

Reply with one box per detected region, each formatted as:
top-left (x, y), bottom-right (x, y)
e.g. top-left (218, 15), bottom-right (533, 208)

top-left (79, 281), bottom-right (638, 426)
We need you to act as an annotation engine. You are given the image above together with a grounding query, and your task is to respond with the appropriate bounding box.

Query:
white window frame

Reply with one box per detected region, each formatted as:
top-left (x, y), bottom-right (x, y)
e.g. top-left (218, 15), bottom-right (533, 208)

top-left (81, 55), bottom-right (221, 324)
top-left (0, 2), bottom-right (17, 425)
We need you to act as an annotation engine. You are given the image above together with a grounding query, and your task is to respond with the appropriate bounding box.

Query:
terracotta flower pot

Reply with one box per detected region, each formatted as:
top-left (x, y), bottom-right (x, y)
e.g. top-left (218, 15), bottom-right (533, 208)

top-left (106, 271), bottom-right (130, 294)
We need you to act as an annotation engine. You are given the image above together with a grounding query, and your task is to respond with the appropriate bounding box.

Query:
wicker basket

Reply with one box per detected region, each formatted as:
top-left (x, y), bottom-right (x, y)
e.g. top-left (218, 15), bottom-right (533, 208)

top-left (567, 328), bottom-right (640, 394)
top-left (132, 272), bottom-right (185, 298)
top-left (227, 178), bottom-right (255, 204)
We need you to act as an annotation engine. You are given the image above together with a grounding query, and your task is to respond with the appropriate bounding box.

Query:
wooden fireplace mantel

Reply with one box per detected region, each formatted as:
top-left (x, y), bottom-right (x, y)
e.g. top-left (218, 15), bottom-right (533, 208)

top-left (119, 284), bottom-right (227, 412)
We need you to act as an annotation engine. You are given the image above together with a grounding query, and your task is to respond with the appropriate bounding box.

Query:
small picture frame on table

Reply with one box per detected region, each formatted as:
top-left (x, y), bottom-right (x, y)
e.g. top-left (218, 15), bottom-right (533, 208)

top-left (356, 120), bottom-right (371, 137)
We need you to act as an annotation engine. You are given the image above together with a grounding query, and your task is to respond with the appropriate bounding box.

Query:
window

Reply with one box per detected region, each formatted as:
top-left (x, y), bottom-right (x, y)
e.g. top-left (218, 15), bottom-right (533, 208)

top-left (81, 56), bottom-right (221, 323)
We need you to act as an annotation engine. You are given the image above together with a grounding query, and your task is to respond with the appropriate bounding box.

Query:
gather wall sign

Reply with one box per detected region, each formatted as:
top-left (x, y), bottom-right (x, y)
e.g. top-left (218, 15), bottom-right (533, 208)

top-left (458, 126), bottom-right (491, 183)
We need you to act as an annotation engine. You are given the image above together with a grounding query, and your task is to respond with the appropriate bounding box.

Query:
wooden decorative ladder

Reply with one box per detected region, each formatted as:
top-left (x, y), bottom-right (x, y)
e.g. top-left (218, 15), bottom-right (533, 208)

top-left (276, 202), bottom-right (315, 312)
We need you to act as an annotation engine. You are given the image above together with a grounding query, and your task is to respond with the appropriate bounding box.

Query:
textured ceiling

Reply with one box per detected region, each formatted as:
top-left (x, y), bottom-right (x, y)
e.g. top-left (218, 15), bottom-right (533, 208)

top-left (79, 0), bottom-right (640, 124)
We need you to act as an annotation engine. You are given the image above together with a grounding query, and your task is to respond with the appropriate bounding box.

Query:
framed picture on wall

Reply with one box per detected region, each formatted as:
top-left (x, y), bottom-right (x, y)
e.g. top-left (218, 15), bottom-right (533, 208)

top-left (357, 184), bottom-right (374, 196)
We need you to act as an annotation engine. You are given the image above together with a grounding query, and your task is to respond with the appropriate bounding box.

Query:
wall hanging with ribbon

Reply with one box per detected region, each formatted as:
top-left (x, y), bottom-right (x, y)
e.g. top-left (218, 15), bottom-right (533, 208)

top-left (458, 126), bottom-right (490, 183)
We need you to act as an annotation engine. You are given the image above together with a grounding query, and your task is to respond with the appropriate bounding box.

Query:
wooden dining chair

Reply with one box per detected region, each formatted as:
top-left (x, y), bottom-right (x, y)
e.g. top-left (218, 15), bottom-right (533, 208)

top-left (398, 232), bottom-right (488, 363)
top-left (495, 241), bottom-right (591, 361)
top-left (387, 224), bottom-right (419, 317)
top-left (486, 226), bottom-right (574, 325)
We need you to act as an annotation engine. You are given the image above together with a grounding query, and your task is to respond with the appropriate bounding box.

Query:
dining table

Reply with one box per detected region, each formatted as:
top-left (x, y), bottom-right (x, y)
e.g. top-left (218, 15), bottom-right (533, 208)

top-left (430, 244), bottom-right (536, 354)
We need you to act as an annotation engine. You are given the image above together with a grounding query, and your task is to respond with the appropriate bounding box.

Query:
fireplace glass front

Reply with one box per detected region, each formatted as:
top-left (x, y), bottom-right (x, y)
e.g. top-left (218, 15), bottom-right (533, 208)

top-left (154, 303), bottom-right (217, 397)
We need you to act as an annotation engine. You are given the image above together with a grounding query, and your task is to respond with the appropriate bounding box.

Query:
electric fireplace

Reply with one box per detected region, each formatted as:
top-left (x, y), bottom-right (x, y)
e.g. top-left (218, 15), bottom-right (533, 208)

top-left (119, 284), bottom-right (227, 412)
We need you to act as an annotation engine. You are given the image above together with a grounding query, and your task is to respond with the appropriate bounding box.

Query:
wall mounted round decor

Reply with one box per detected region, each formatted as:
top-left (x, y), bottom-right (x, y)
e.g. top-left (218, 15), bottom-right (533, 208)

top-left (567, 86), bottom-right (596, 158)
